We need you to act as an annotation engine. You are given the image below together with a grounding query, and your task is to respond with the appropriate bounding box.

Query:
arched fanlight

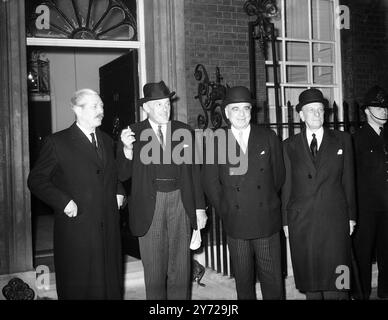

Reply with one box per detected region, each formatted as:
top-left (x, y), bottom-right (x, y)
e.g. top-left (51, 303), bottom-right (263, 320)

top-left (26, 0), bottom-right (137, 41)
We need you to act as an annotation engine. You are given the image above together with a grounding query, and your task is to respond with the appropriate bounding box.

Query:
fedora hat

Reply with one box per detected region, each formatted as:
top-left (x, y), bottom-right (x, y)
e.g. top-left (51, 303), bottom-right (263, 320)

top-left (362, 85), bottom-right (388, 110)
top-left (221, 86), bottom-right (256, 108)
top-left (138, 81), bottom-right (176, 105)
top-left (296, 88), bottom-right (328, 112)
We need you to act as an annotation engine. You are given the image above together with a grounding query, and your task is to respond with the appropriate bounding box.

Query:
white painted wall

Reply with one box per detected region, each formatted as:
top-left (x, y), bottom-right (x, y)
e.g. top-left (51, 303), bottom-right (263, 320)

top-left (44, 48), bottom-right (127, 132)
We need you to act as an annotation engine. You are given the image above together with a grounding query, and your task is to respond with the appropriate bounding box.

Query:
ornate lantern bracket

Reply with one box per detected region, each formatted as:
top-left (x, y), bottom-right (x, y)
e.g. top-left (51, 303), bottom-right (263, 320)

top-left (194, 64), bottom-right (228, 129)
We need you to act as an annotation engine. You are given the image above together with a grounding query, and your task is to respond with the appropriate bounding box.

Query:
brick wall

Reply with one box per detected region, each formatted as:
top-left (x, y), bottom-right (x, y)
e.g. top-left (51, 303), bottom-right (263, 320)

top-left (184, 0), bottom-right (266, 128)
top-left (341, 0), bottom-right (388, 114)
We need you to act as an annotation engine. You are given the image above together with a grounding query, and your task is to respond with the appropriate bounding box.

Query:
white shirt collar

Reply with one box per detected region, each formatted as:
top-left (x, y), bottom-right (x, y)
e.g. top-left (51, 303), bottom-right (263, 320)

top-left (231, 125), bottom-right (251, 151)
top-left (148, 118), bottom-right (168, 137)
top-left (368, 121), bottom-right (383, 136)
top-left (76, 122), bottom-right (96, 143)
top-left (306, 126), bottom-right (324, 150)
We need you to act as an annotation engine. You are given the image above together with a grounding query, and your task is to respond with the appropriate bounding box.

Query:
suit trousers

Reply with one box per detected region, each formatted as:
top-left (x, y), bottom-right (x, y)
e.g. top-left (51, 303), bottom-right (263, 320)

top-left (353, 210), bottom-right (388, 299)
top-left (306, 291), bottom-right (349, 300)
top-left (139, 190), bottom-right (191, 300)
top-left (227, 232), bottom-right (284, 300)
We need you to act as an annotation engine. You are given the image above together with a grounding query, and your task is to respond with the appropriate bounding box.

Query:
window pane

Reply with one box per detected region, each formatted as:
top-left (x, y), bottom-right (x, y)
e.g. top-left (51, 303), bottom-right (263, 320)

top-left (284, 87), bottom-right (308, 120)
top-left (312, 0), bottom-right (334, 41)
top-left (266, 65), bottom-right (282, 83)
top-left (313, 43), bottom-right (334, 63)
top-left (313, 66), bottom-right (334, 84)
top-left (266, 41), bottom-right (283, 62)
top-left (286, 42), bottom-right (309, 62)
top-left (287, 66), bottom-right (308, 83)
top-left (285, 0), bottom-right (309, 39)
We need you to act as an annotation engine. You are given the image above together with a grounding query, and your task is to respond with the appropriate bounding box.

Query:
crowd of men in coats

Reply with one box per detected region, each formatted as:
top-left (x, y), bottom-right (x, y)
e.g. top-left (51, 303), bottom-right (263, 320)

top-left (28, 81), bottom-right (388, 300)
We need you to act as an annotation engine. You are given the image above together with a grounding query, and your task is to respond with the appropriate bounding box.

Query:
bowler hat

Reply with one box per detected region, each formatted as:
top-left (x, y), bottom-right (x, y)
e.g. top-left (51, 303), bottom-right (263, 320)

top-left (138, 81), bottom-right (176, 105)
top-left (362, 85), bottom-right (388, 110)
top-left (296, 88), bottom-right (328, 112)
top-left (221, 86), bottom-right (256, 108)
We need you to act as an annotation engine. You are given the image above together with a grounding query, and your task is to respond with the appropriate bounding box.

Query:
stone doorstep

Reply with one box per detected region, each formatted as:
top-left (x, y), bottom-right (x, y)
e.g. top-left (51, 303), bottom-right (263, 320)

top-left (0, 263), bottom-right (379, 300)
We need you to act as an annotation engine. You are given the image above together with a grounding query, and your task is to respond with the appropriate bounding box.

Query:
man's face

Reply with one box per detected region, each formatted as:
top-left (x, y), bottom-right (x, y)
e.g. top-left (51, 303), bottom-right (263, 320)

top-left (365, 106), bottom-right (388, 126)
top-left (73, 94), bottom-right (104, 129)
top-left (299, 102), bottom-right (324, 131)
top-left (225, 102), bottom-right (252, 130)
top-left (144, 98), bottom-right (171, 125)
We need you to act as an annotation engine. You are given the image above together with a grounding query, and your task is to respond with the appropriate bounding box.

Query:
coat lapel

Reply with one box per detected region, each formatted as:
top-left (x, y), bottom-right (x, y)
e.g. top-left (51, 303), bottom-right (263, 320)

top-left (315, 129), bottom-right (339, 172)
top-left (70, 122), bottom-right (102, 167)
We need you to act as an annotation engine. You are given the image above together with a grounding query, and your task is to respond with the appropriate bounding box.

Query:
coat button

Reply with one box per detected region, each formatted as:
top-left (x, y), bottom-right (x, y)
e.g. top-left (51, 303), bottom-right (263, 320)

top-left (235, 204), bottom-right (239, 210)
top-left (308, 174), bottom-right (312, 179)
top-left (257, 185), bottom-right (261, 189)
top-left (260, 168), bottom-right (264, 172)
top-left (96, 169), bottom-right (101, 174)
top-left (236, 187), bottom-right (240, 192)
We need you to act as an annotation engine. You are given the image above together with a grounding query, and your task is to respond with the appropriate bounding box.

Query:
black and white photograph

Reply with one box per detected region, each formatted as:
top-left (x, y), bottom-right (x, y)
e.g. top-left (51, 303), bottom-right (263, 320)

top-left (1, 0), bottom-right (388, 314)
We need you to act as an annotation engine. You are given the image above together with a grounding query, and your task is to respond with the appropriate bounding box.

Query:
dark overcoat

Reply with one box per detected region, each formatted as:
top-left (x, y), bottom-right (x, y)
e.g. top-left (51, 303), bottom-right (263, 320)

top-left (282, 128), bottom-right (356, 292)
top-left (201, 125), bottom-right (285, 239)
top-left (116, 119), bottom-right (205, 236)
top-left (28, 123), bottom-right (123, 299)
top-left (352, 123), bottom-right (388, 213)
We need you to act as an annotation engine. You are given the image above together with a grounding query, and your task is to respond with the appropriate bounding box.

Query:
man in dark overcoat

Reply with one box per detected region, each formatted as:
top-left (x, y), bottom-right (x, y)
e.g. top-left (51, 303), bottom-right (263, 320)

top-left (352, 85), bottom-right (388, 299)
top-left (28, 89), bottom-right (124, 300)
top-left (201, 86), bottom-right (285, 300)
top-left (118, 81), bottom-right (207, 300)
top-left (282, 88), bottom-right (357, 300)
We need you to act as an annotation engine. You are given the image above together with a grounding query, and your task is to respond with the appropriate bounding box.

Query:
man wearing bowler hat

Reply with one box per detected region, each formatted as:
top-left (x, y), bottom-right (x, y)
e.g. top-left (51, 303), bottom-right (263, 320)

top-left (202, 86), bottom-right (285, 299)
top-left (118, 81), bottom-right (207, 300)
top-left (352, 85), bottom-right (388, 299)
top-left (282, 88), bottom-right (357, 300)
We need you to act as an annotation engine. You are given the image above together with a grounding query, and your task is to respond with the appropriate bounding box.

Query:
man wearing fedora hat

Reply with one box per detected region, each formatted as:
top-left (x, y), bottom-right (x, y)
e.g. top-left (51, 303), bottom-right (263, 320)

top-left (282, 88), bottom-right (356, 300)
top-left (352, 85), bottom-right (388, 299)
top-left (202, 86), bottom-right (285, 299)
top-left (117, 81), bottom-right (207, 300)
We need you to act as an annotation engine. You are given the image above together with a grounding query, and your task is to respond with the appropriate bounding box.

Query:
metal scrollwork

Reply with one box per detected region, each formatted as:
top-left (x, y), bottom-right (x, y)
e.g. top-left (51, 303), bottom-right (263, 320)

top-left (243, 0), bottom-right (279, 54)
top-left (194, 64), bottom-right (227, 129)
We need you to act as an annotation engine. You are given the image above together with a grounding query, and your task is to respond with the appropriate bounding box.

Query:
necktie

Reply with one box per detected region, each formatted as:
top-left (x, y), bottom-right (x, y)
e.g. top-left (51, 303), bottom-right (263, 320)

top-left (379, 127), bottom-right (384, 137)
top-left (310, 133), bottom-right (318, 158)
top-left (90, 133), bottom-right (102, 160)
top-left (238, 130), bottom-right (247, 153)
top-left (157, 125), bottom-right (165, 149)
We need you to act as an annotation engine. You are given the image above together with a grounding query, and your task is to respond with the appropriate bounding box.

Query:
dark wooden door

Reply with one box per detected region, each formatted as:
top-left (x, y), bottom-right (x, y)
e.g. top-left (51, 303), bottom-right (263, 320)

top-left (99, 50), bottom-right (140, 259)
top-left (99, 50), bottom-right (139, 140)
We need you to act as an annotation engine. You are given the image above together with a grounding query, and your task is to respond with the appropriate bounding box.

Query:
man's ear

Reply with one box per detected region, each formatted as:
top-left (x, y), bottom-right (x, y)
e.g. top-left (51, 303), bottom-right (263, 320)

top-left (224, 106), bottom-right (230, 120)
top-left (299, 111), bottom-right (305, 122)
top-left (142, 102), bottom-right (149, 113)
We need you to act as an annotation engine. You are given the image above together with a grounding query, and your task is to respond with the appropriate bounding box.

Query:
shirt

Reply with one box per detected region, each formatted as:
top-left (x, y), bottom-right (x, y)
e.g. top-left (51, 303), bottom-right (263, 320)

top-left (306, 126), bottom-right (324, 151)
top-left (148, 119), bottom-right (168, 144)
top-left (231, 125), bottom-right (251, 153)
top-left (76, 122), bottom-right (97, 146)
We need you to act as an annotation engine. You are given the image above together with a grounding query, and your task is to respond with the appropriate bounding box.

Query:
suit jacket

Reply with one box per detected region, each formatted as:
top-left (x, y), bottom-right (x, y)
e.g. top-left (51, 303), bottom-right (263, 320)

top-left (27, 122), bottom-right (123, 299)
top-left (352, 123), bottom-right (388, 213)
top-left (117, 119), bottom-right (205, 237)
top-left (282, 128), bottom-right (356, 291)
top-left (201, 125), bottom-right (285, 239)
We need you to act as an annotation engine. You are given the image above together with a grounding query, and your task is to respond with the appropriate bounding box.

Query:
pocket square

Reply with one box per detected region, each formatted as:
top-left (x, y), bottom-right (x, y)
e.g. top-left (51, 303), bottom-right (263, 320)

top-left (337, 149), bottom-right (343, 155)
top-left (183, 144), bottom-right (189, 148)
top-left (260, 150), bottom-right (265, 155)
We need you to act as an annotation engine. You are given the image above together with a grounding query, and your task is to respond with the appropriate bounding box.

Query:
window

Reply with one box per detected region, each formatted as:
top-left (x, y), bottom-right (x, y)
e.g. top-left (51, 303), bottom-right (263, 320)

top-left (266, 0), bottom-right (343, 131)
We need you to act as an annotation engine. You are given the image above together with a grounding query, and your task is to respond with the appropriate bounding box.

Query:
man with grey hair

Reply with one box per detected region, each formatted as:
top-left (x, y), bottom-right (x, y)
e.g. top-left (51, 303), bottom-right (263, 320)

top-left (28, 89), bottom-right (125, 300)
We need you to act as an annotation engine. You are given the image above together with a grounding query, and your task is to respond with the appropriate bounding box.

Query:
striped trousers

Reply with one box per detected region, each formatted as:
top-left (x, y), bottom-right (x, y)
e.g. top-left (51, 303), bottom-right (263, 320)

top-left (139, 190), bottom-right (191, 300)
top-left (227, 232), bottom-right (284, 300)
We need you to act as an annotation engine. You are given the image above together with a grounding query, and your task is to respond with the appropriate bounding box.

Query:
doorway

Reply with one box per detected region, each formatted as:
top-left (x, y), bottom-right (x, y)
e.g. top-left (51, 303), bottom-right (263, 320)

top-left (27, 46), bottom-right (140, 268)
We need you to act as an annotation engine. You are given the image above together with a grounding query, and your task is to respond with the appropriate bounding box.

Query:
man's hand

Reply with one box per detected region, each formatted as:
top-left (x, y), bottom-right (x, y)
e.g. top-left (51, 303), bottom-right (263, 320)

top-left (196, 209), bottom-right (208, 230)
top-left (121, 126), bottom-right (136, 160)
top-left (116, 194), bottom-right (124, 209)
top-left (283, 225), bottom-right (289, 238)
top-left (349, 220), bottom-right (356, 236)
top-left (64, 200), bottom-right (78, 218)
